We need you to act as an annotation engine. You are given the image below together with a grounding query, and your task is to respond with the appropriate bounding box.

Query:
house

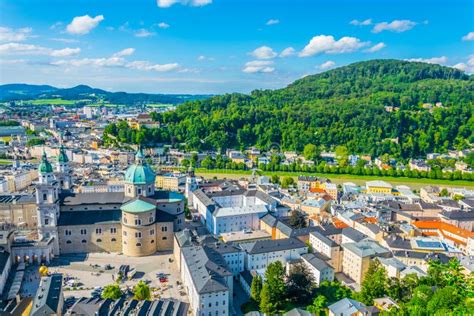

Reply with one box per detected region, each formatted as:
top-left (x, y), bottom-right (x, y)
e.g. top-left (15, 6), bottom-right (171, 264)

top-left (409, 159), bottom-right (431, 172)
top-left (31, 274), bottom-right (64, 316)
top-left (240, 238), bottom-right (307, 272)
top-left (366, 181), bottom-right (392, 195)
top-left (309, 230), bottom-right (343, 272)
top-left (300, 253), bottom-right (334, 285)
top-left (328, 298), bottom-right (367, 316)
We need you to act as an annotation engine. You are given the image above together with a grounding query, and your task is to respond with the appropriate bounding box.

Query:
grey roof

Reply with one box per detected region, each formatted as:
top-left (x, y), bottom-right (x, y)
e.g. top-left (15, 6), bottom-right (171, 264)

top-left (0, 194), bottom-right (35, 204)
top-left (301, 253), bottom-right (332, 271)
top-left (239, 270), bottom-right (254, 287)
top-left (68, 297), bottom-right (113, 316)
top-left (182, 246), bottom-right (232, 294)
top-left (342, 240), bottom-right (390, 258)
top-left (384, 235), bottom-right (412, 250)
top-left (284, 308), bottom-right (313, 316)
top-left (342, 227), bottom-right (368, 242)
top-left (309, 230), bottom-right (337, 247)
top-left (60, 192), bottom-right (125, 206)
top-left (192, 189), bottom-right (215, 207)
top-left (58, 210), bottom-right (121, 226)
top-left (440, 210), bottom-right (474, 220)
top-left (31, 274), bottom-right (63, 316)
top-left (392, 250), bottom-right (451, 263)
top-left (460, 199), bottom-right (474, 208)
top-left (205, 242), bottom-right (242, 255)
top-left (328, 298), bottom-right (367, 316)
top-left (0, 251), bottom-right (10, 274)
top-left (261, 213), bottom-right (278, 227)
top-left (240, 238), bottom-right (307, 255)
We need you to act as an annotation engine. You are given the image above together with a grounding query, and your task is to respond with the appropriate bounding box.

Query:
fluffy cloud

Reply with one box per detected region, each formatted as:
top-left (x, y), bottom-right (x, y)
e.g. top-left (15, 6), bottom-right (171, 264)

top-left (49, 47), bottom-right (81, 57)
top-left (242, 60), bottom-right (274, 73)
top-left (372, 20), bottom-right (417, 33)
top-left (462, 32), bottom-right (474, 41)
top-left (113, 48), bottom-right (135, 57)
top-left (350, 19), bottom-right (372, 26)
top-left (319, 61), bottom-right (335, 70)
top-left (135, 29), bottom-right (155, 37)
top-left (405, 56), bottom-right (448, 64)
top-left (453, 56), bottom-right (474, 73)
top-left (126, 60), bottom-right (180, 72)
top-left (51, 56), bottom-right (125, 67)
top-left (157, 0), bottom-right (212, 8)
top-left (299, 35), bottom-right (369, 57)
top-left (250, 46), bottom-right (277, 59)
top-left (66, 15), bottom-right (104, 35)
top-left (0, 42), bottom-right (80, 57)
top-left (365, 42), bottom-right (386, 53)
top-left (0, 27), bottom-right (32, 42)
top-left (158, 22), bottom-right (170, 29)
top-left (266, 19), bottom-right (280, 26)
top-left (279, 47), bottom-right (295, 57)
top-left (50, 38), bottom-right (79, 43)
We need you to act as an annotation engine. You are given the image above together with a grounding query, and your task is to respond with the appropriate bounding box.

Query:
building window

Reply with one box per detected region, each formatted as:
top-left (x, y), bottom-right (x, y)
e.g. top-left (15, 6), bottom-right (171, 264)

top-left (135, 232), bottom-right (142, 238)
top-left (80, 229), bottom-right (87, 235)
top-left (123, 217), bottom-right (127, 224)
top-left (96, 228), bottom-right (102, 234)
top-left (110, 227), bottom-right (117, 234)
top-left (135, 219), bottom-right (142, 225)
top-left (111, 238), bottom-right (117, 242)
top-left (44, 218), bottom-right (49, 225)
top-left (161, 226), bottom-right (167, 232)
top-left (162, 236), bottom-right (167, 240)
top-left (136, 242), bottom-right (141, 247)
top-left (123, 241), bottom-right (127, 245)
top-left (150, 229), bottom-right (155, 236)
top-left (65, 230), bottom-right (72, 236)
top-left (66, 240), bottom-right (72, 244)
top-left (43, 193), bottom-right (47, 201)
top-left (96, 239), bottom-right (102, 243)
top-left (137, 188), bottom-right (142, 195)
top-left (151, 240), bottom-right (155, 244)
top-left (81, 239), bottom-right (87, 243)
top-left (123, 231), bottom-right (127, 236)
top-left (149, 216), bottom-right (154, 223)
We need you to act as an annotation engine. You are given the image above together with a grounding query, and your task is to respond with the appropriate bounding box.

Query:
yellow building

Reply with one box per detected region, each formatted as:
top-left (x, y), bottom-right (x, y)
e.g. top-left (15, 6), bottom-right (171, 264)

top-left (365, 180), bottom-right (393, 194)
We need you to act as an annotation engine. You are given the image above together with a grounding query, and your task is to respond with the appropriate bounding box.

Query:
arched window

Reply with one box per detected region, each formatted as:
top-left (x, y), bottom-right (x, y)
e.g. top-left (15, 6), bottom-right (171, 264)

top-left (66, 240), bottom-right (72, 244)
top-left (96, 239), bottom-right (102, 243)
top-left (111, 238), bottom-right (117, 242)
top-left (136, 242), bottom-right (142, 247)
top-left (81, 239), bottom-right (87, 243)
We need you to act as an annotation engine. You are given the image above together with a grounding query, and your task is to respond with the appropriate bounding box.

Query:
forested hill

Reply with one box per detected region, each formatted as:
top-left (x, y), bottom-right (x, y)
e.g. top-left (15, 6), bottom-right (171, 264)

top-left (112, 59), bottom-right (474, 159)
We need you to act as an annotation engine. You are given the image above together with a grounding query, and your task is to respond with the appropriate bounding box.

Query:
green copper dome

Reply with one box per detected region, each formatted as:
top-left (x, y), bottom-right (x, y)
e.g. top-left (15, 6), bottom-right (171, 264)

top-left (124, 149), bottom-right (155, 184)
top-left (39, 151), bottom-right (53, 174)
top-left (58, 145), bottom-right (69, 163)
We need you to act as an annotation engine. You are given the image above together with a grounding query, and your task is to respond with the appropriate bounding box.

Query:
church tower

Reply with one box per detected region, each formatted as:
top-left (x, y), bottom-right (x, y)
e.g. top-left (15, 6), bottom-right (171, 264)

top-left (185, 166), bottom-right (197, 204)
top-left (124, 148), bottom-right (156, 198)
top-left (35, 151), bottom-right (60, 255)
top-left (56, 144), bottom-right (72, 190)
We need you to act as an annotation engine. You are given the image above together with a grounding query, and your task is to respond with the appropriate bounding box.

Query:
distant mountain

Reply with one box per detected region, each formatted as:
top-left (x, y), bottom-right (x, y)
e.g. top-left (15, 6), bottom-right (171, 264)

top-left (0, 83), bottom-right (212, 105)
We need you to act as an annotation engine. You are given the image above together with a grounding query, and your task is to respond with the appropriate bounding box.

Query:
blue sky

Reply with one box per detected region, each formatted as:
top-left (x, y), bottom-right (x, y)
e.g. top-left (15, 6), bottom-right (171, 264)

top-left (0, 0), bottom-right (473, 94)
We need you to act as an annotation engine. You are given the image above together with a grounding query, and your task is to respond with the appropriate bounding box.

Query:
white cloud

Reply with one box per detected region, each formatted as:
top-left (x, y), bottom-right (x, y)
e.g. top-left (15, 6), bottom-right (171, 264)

top-left (405, 56), bottom-right (448, 64)
top-left (249, 46), bottom-right (277, 59)
top-left (158, 22), bottom-right (170, 29)
top-left (51, 56), bottom-right (126, 67)
top-left (135, 29), bottom-right (155, 37)
top-left (50, 47), bottom-right (81, 57)
top-left (49, 22), bottom-right (63, 30)
top-left (279, 47), bottom-right (295, 57)
top-left (242, 60), bottom-right (274, 73)
top-left (50, 38), bottom-right (79, 43)
top-left (266, 19), bottom-right (280, 26)
top-left (372, 20), bottom-right (417, 33)
top-left (113, 48), bottom-right (135, 57)
top-left (66, 15), bottom-right (104, 35)
top-left (462, 31), bottom-right (474, 41)
top-left (319, 61), bottom-right (336, 70)
top-left (365, 42), bottom-right (386, 53)
top-left (197, 55), bottom-right (214, 61)
top-left (350, 19), bottom-right (372, 26)
top-left (126, 60), bottom-right (180, 72)
top-left (453, 56), bottom-right (474, 73)
top-left (0, 59), bottom-right (27, 65)
top-left (0, 27), bottom-right (32, 42)
top-left (299, 35), bottom-right (369, 57)
top-left (157, 0), bottom-right (212, 8)
top-left (0, 42), bottom-right (80, 57)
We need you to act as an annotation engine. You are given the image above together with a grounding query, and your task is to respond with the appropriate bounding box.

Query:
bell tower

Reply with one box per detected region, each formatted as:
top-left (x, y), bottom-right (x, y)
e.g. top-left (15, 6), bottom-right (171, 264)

top-left (56, 144), bottom-right (72, 190)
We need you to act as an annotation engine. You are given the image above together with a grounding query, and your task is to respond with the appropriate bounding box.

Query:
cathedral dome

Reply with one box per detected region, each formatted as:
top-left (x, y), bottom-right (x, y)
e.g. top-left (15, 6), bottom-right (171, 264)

top-left (58, 145), bottom-right (69, 163)
top-left (124, 149), bottom-right (156, 185)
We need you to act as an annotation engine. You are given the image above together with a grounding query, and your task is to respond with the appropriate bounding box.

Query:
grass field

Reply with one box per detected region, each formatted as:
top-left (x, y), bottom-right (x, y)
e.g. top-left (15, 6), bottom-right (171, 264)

top-left (194, 168), bottom-right (474, 190)
top-left (25, 98), bottom-right (77, 105)
top-left (0, 159), bottom-right (12, 165)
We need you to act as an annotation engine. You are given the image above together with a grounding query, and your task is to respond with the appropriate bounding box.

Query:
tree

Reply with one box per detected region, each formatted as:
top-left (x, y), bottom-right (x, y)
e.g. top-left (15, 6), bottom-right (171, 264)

top-left (281, 176), bottom-right (295, 189)
top-left (133, 281), bottom-right (151, 300)
top-left (260, 261), bottom-right (286, 313)
top-left (307, 295), bottom-right (328, 316)
top-left (286, 263), bottom-right (315, 304)
top-left (357, 259), bottom-right (388, 305)
top-left (101, 284), bottom-right (122, 300)
top-left (26, 138), bottom-right (45, 147)
top-left (250, 274), bottom-right (263, 303)
top-left (426, 286), bottom-right (462, 315)
top-left (303, 144), bottom-right (321, 162)
top-left (270, 174), bottom-right (280, 184)
top-left (289, 210), bottom-right (307, 228)
top-left (315, 281), bottom-right (352, 304)
top-left (439, 188), bottom-right (449, 197)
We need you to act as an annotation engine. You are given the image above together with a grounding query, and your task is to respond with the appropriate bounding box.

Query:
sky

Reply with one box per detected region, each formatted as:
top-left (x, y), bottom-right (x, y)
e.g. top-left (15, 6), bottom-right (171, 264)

top-left (0, 0), bottom-right (473, 94)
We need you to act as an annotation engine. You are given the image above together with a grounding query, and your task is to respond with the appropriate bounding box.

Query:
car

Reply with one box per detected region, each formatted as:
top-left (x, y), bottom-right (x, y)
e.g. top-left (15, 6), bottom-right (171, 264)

top-left (159, 277), bottom-right (168, 283)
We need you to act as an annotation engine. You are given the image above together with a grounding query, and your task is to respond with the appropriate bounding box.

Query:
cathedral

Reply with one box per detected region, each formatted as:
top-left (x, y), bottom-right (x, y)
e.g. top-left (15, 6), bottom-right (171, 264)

top-left (11, 147), bottom-right (185, 262)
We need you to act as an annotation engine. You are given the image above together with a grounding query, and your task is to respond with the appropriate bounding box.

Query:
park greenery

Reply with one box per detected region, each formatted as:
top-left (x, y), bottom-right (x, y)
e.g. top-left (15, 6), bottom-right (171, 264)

top-left (243, 257), bottom-right (473, 315)
top-left (133, 281), bottom-right (151, 301)
top-left (101, 284), bottom-right (123, 300)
